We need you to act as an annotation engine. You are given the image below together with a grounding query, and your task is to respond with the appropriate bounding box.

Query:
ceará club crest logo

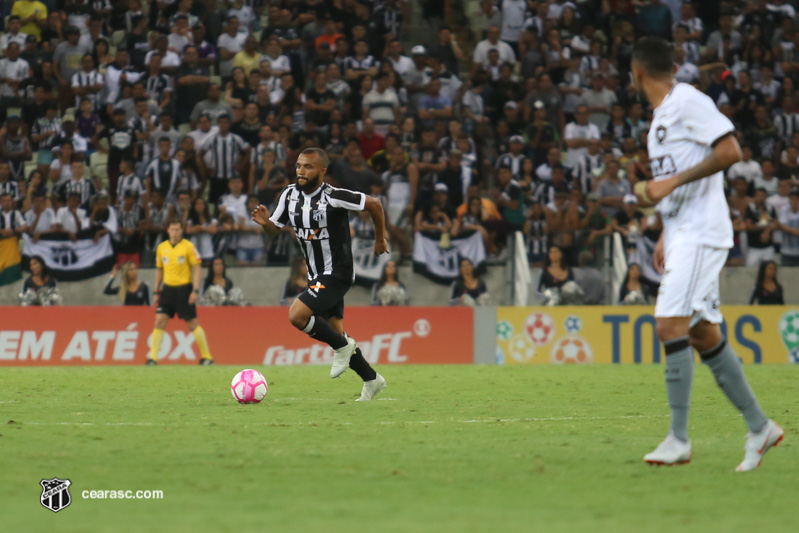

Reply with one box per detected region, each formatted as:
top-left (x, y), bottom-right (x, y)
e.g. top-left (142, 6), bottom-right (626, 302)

top-left (40, 477), bottom-right (72, 513)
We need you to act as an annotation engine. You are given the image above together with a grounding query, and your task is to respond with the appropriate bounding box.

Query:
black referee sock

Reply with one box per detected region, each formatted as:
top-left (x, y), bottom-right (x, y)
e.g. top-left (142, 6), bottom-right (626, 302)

top-left (301, 316), bottom-right (348, 350)
top-left (349, 347), bottom-right (377, 382)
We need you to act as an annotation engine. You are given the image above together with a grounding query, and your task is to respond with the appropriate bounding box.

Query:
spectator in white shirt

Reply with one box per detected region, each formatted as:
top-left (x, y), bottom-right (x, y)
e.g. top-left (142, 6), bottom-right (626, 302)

top-left (260, 38), bottom-right (291, 78)
top-left (579, 73), bottom-right (616, 132)
top-left (55, 192), bottom-right (88, 238)
top-left (472, 26), bottom-right (516, 71)
top-left (727, 145), bottom-right (762, 186)
top-left (25, 192), bottom-right (57, 239)
top-left (0, 42), bottom-right (31, 102)
top-left (674, 45), bottom-right (699, 84)
top-left (145, 34), bottom-right (181, 73)
top-left (189, 113), bottom-right (219, 153)
top-left (0, 16), bottom-right (27, 52)
top-left (217, 17), bottom-right (248, 79)
top-left (386, 39), bottom-right (414, 77)
top-left (564, 105), bottom-right (601, 168)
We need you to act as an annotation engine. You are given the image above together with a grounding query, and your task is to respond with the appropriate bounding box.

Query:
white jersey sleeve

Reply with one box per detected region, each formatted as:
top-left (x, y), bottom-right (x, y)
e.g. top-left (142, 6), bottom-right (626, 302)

top-left (679, 90), bottom-right (735, 147)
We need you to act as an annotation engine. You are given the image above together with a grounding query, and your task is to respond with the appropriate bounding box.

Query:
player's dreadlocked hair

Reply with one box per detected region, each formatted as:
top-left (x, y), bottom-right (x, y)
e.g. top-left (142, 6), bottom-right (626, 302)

top-left (632, 37), bottom-right (674, 77)
top-left (300, 147), bottom-right (330, 170)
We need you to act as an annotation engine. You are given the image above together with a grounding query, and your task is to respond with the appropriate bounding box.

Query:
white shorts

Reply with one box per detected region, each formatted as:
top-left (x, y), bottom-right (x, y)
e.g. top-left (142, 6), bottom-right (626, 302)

top-left (745, 246), bottom-right (775, 267)
top-left (654, 242), bottom-right (727, 324)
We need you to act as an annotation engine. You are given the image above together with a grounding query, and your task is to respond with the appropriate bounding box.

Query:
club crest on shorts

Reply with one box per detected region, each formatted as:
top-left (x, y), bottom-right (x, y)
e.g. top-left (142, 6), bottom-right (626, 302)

top-left (40, 478), bottom-right (72, 513)
top-left (656, 125), bottom-right (667, 144)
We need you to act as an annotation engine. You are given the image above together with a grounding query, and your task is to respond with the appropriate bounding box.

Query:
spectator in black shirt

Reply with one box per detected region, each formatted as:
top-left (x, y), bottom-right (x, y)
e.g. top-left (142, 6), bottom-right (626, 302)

top-left (95, 109), bottom-right (137, 198)
top-left (745, 187), bottom-right (778, 267)
top-left (449, 258), bottom-right (488, 305)
top-left (103, 261), bottom-right (151, 305)
top-left (175, 46), bottom-right (211, 125)
top-left (304, 70), bottom-right (336, 129)
top-left (537, 245), bottom-right (574, 293)
top-left (202, 256), bottom-right (234, 295)
top-left (618, 263), bottom-right (651, 304)
top-left (232, 102), bottom-right (262, 147)
top-left (20, 255), bottom-right (57, 305)
top-left (749, 260), bottom-right (784, 305)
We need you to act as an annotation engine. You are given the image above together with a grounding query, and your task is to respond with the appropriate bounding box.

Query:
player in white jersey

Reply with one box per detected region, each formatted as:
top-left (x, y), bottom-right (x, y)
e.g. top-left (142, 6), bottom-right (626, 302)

top-left (632, 38), bottom-right (783, 472)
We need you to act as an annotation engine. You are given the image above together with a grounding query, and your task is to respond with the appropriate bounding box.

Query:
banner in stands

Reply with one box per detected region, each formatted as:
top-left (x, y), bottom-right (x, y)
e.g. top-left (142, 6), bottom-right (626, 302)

top-left (0, 236), bottom-right (22, 286)
top-left (0, 307), bottom-right (473, 366)
top-left (496, 306), bottom-right (799, 365)
top-left (22, 234), bottom-right (115, 281)
top-left (352, 236), bottom-right (391, 282)
top-left (412, 231), bottom-right (486, 283)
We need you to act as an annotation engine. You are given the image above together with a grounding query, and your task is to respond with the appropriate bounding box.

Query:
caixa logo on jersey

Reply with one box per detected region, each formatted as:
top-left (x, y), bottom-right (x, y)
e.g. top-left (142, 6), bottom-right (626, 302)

top-left (40, 478), bottom-right (72, 513)
top-left (295, 228), bottom-right (330, 241)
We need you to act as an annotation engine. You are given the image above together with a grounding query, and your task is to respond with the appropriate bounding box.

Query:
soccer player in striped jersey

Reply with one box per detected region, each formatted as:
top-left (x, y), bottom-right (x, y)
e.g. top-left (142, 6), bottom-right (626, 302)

top-left (251, 148), bottom-right (389, 401)
top-left (634, 37), bottom-right (783, 471)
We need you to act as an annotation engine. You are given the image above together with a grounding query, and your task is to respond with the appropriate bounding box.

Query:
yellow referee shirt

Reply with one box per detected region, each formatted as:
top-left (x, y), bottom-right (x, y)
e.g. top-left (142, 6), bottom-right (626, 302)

top-left (156, 239), bottom-right (201, 287)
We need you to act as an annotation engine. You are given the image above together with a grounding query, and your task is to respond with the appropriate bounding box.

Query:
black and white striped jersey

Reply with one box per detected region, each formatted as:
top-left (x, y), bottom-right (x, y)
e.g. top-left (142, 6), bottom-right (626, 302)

top-left (269, 184), bottom-right (367, 282)
top-left (144, 157), bottom-right (181, 198)
top-left (201, 132), bottom-right (249, 180)
top-left (145, 74), bottom-right (173, 104)
top-left (56, 177), bottom-right (97, 209)
top-left (31, 117), bottom-right (63, 151)
top-left (71, 69), bottom-right (105, 111)
top-left (571, 153), bottom-right (603, 194)
top-left (0, 178), bottom-right (21, 202)
top-left (116, 173), bottom-right (147, 203)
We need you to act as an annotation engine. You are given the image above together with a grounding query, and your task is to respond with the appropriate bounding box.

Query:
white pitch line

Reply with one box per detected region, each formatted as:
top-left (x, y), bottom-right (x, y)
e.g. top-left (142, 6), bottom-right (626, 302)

top-left (20, 414), bottom-right (669, 428)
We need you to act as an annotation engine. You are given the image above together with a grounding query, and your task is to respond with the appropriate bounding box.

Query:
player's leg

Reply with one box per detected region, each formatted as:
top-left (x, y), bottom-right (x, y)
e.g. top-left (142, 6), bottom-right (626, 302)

top-left (654, 316), bottom-right (695, 444)
top-left (690, 319), bottom-right (783, 471)
top-left (148, 313), bottom-right (170, 365)
top-left (288, 299), bottom-right (348, 349)
top-left (289, 284), bottom-right (357, 378)
top-left (329, 316), bottom-right (386, 401)
top-left (645, 241), bottom-right (700, 465)
top-left (185, 317), bottom-right (214, 365)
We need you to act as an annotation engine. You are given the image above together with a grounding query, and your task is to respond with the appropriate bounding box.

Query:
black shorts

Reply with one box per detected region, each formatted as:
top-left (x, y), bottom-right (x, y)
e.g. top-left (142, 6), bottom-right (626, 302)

top-left (157, 283), bottom-right (197, 320)
top-left (297, 275), bottom-right (352, 320)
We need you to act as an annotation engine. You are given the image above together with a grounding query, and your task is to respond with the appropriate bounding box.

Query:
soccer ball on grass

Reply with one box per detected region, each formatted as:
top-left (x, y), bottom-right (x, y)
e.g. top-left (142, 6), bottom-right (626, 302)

top-left (231, 369), bottom-right (268, 404)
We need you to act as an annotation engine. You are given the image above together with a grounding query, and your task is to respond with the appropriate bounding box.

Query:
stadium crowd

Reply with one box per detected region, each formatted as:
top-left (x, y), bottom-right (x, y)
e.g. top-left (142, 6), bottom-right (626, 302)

top-left (0, 0), bottom-right (798, 305)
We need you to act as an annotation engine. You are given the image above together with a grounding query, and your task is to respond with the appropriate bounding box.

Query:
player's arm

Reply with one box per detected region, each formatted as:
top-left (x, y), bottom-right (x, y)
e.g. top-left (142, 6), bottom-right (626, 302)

top-left (646, 134), bottom-right (742, 202)
top-left (251, 204), bottom-right (281, 235)
top-left (364, 195), bottom-right (389, 256)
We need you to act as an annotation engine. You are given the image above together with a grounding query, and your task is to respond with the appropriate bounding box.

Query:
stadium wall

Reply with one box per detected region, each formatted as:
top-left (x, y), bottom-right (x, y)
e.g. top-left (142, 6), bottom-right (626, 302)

top-left (0, 266), bottom-right (791, 306)
top-left (0, 265), bottom-right (508, 306)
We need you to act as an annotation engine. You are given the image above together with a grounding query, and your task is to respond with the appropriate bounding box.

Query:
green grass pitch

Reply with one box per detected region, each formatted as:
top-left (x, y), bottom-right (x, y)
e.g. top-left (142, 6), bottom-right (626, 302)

top-left (1, 365), bottom-right (796, 533)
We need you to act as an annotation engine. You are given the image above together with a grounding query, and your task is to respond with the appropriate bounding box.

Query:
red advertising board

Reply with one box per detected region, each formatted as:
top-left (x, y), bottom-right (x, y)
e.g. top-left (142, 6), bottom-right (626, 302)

top-left (0, 307), bottom-right (473, 366)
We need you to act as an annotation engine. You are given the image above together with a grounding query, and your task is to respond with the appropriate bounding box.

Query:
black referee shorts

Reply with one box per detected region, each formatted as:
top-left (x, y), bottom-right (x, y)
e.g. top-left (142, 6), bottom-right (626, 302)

top-left (297, 275), bottom-right (352, 320)
top-left (157, 283), bottom-right (197, 320)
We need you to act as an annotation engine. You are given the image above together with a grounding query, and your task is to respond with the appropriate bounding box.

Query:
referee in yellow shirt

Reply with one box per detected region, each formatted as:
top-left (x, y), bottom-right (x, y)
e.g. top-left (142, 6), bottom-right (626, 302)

top-left (147, 220), bottom-right (214, 365)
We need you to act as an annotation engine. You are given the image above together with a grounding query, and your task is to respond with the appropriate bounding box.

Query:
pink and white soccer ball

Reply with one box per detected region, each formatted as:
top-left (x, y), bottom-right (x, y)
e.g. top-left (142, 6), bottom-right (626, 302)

top-left (231, 369), bottom-right (268, 404)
